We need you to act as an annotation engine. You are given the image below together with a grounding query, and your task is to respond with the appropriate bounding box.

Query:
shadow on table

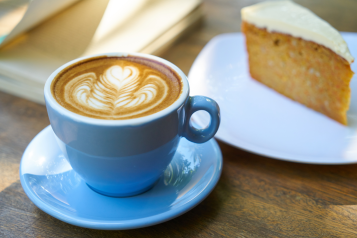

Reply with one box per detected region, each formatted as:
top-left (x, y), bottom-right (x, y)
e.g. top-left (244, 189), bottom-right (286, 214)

top-left (0, 172), bottom-right (230, 238)
top-left (217, 140), bottom-right (357, 206)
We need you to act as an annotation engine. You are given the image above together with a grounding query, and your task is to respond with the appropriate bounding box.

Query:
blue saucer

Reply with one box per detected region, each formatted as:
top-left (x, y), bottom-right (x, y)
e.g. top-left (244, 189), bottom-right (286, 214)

top-left (20, 126), bottom-right (222, 230)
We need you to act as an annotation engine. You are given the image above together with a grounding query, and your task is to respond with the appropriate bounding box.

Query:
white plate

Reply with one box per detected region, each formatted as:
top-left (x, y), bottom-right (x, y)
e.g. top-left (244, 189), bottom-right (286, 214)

top-left (189, 32), bottom-right (357, 164)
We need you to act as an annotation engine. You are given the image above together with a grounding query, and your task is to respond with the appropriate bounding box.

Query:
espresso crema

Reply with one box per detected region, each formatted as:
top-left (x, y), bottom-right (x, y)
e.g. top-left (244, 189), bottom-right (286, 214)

top-left (51, 56), bottom-right (182, 120)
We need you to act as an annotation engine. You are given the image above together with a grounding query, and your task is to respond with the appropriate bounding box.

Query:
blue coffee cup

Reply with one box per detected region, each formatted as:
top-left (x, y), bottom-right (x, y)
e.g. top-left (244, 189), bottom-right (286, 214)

top-left (44, 52), bottom-right (220, 197)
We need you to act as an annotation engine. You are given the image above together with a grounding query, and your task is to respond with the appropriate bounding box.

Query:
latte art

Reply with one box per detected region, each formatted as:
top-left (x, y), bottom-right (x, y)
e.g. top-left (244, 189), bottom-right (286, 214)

top-left (66, 65), bottom-right (168, 118)
top-left (51, 56), bottom-right (182, 120)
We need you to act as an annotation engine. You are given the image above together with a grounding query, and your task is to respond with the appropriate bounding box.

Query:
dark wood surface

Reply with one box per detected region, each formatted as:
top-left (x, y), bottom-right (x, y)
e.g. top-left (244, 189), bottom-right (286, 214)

top-left (1, 0), bottom-right (357, 237)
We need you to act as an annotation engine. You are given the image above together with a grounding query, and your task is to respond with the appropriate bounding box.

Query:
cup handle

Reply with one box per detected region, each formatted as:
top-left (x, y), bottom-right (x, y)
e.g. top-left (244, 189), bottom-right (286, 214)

top-left (182, 96), bottom-right (220, 143)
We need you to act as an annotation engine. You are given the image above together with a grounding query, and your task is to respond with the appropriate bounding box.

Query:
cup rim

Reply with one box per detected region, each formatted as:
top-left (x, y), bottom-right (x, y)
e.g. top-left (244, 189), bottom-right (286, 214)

top-left (44, 52), bottom-right (189, 126)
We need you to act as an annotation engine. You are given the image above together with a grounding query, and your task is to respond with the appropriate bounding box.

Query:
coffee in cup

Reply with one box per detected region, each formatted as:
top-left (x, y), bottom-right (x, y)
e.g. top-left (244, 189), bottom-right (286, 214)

top-left (51, 56), bottom-right (182, 120)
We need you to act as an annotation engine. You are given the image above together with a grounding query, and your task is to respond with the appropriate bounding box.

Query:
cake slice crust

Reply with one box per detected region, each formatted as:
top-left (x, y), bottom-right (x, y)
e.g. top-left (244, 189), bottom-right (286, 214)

top-left (242, 21), bottom-right (354, 125)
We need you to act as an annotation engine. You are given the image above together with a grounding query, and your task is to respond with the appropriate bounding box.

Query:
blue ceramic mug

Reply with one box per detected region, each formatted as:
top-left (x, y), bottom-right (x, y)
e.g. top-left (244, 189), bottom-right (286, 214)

top-left (44, 52), bottom-right (220, 197)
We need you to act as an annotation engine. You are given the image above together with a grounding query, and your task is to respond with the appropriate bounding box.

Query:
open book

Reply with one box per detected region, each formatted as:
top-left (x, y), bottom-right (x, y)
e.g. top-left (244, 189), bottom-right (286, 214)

top-left (0, 0), bottom-right (202, 104)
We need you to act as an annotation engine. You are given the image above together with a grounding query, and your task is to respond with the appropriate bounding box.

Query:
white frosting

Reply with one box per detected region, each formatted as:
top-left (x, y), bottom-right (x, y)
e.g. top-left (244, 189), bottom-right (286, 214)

top-left (65, 65), bottom-right (168, 118)
top-left (241, 1), bottom-right (354, 64)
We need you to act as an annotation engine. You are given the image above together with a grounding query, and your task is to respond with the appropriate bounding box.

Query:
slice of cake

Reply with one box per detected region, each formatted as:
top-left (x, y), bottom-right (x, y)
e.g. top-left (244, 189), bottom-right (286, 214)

top-left (241, 1), bottom-right (354, 125)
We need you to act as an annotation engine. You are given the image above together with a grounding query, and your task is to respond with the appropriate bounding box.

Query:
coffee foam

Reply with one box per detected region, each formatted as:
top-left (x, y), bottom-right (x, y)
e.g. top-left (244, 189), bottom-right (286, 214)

top-left (51, 56), bottom-right (182, 120)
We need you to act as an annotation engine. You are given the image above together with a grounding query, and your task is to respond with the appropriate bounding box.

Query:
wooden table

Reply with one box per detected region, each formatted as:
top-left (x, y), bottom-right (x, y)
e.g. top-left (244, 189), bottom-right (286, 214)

top-left (1, 0), bottom-right (357, 237)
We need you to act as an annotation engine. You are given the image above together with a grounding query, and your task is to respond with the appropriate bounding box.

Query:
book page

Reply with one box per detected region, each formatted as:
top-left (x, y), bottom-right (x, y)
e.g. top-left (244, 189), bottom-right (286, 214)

top-left (91, 0), bottom-right (149, 44)
top-left (0, 0), bottom-right (29, 43)
top-left (85, 0), bottom-right (201, 55)
top-left (0, 0), bottom-right (202, 103)
top-left (0, 0), bottom-right (110, 86)
top-left (0, 0), bottom-right (79, 46)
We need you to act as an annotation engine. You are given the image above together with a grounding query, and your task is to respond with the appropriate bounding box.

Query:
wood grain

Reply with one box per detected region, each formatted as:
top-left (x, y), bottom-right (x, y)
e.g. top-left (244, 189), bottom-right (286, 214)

top-left (1, 0), bottom-right (357, 237)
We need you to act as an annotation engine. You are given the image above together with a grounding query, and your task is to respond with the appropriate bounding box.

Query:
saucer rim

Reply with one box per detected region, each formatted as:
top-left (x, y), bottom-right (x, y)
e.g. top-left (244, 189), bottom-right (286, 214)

top-left (19, 125), bottom-right (223, 230)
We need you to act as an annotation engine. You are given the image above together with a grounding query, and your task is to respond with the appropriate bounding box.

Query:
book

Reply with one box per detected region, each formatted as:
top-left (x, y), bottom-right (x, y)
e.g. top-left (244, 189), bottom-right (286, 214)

top-left (0, 0), bottom-right (202, 104)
